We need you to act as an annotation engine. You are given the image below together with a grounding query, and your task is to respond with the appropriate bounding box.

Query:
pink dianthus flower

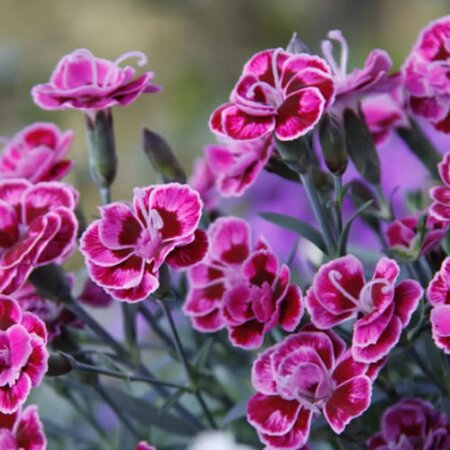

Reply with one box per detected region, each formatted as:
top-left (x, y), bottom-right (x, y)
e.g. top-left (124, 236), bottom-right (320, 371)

top-left (32, 49), bottom-right (160, 112)
top-left (306, 255), bottom-right (422, 363)
top-left (80, 183), bottom-right (207, 303)
top-left (429, 152), bottom-right (450, 221)
top-left (183, 217), bottom-right (303, 349)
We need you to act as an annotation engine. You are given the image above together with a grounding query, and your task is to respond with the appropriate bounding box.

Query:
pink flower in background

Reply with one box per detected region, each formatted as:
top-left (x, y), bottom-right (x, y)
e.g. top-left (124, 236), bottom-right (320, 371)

top-left (0, 405), bottom-right (46, 450)
top-left (0, 296), bottom-right (48, 413)
top-left (430, 152), bottom-right (450, 221)
top-left (12, 281), bottom-right (81, 342)
top-left (321, 30), bottom-right (400, 111)
top-left (188, 157), bottom-right (219, 211)
top-left (80, 183), bottom-right (207, 303)
top-left (361, 91), bottom-right (408, 145)
top-left (183, 217), bottom-right (303, 349)
top-left (248, 328), bottom-right (374, 449)
top-left (0, 179), bottom-right (78, 295)
top-left (367, 398), bottom-right (450, 450)
top-left (306, 255), bottom-right (422, 362)
top-left (0, 123), bottom-right (73, 183)
top-left (135, 442), bottom-right (156, 450)
top-left (403, 16), bottom-right (450, 133)
top-left (32, 49), bottom-right (160, 111)
top-left (77, 278), bottom-right (113, 308)
top-left (386, 214), bottom-right (448, 256)
top-left (427, 257), bottom-right (450, 353)
top-left (210, 48), bottom-right (335, 141)
top-left (205, 135), bottom-right (274, 197)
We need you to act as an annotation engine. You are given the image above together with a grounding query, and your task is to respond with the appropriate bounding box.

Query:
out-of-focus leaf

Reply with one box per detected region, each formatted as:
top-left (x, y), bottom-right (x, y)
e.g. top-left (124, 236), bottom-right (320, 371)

top-left (259, 212), bottom-right (327, 253)
top-left (220, 399), bottom-right (248, 427)
top-left (159, 388), bottom-right (187, 415)
top-left (338, 200), bottom-right (373, 255)
top-left (101, 387), bottom-right (198, 437)
top-left (344, 108), bottom-right (380, 185)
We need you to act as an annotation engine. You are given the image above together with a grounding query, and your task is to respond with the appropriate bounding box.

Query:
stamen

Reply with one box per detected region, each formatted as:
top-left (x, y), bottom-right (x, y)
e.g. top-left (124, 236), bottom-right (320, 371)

top-left (133, 188), bottom-right (149, 223)
top-left (149, 209), bottom-right (164, 231)
top-left (359, 278), bottom-right (392, 314)
top-left (271, 48), bottom-right (284, 93)
top-left (321, 30), bottom-right (349, 80)
top-left (103, 52), bottom-right (147, 88)
top-left (328, 270), bottom-right (360, 307)
top-left (113, 51), bottom-right (148, 68)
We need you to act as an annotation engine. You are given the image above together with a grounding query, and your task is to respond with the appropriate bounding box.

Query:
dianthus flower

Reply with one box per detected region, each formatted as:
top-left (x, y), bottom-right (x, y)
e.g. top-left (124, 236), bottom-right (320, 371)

top-left (386, 214), bottom-right (448, 257)
top-left (306, 255), bottom-right (422, 362)
top-left (429, 152), bottom-right (450, 221)
top-left (426, 256), bottom-right (450, 353)
top-left (361, 91), bottom-right (408, 145)
top-left (403, 16), bottom-right (450, 133)
top-left (0, 179), bottom-right (78, 295)
top-left (0, 123), bottom-right (73, 183)
top-left (80, 183), bottom-right (207, 303)
top-left (135, 442), bottom-right (156, 450)
top-left (12, 281), bottom-right (81, 342)
top-left (204, 135), bottom-right (274, 197)
top-left (183, 217), bottom-right (303, 349)
top-left (0, 296), bottom-right (48, 413)
top-left (367, 398), bottom-right (450, 450)
top-left (248, 327), bottom-right (378, 449)
top-left (321, 30), bottom-right (400, 112)
top-left (210, 48), bottom-right (335, 141)
top-left (77, 278), bottom-right (113, 308)
top-left (188, 157), bottom-right (219, 211)
top-left (0, 405), bottom-right (46, 450)
top-left (32, 49), bottom-right (160, 111)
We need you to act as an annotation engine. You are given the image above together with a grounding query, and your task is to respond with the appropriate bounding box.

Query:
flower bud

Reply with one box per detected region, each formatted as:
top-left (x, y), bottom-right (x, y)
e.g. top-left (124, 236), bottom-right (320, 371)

top-left (84, 109), bottom-right (117, 190)
top-left (319, 113), bottom-right (347, 175)
top-left (47, 353), bottom-right (74, 377)
top-left (29, 264), bottom-right (72, 304)
top-left (275, 135), bottom-right (313, 174)
top-left (142, 128), bottom-right (186, 183)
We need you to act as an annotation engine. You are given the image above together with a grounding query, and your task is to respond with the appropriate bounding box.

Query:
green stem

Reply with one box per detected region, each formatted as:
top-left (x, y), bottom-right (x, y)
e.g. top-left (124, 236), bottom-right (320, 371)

top-left (95, 383), bottom-right (141, 439)
top-left (60, 352), bottom-right (188, 390)
top-left (410, 347), bottom-right (449, 395)
top-left (333, 174), bottom-right (343, 235)
top-left (300, 171), bottom-right (336, 255)
top-left (158, 299), bottom-right (218, 429)
top-left (139, 302), bottom-right (176, 353)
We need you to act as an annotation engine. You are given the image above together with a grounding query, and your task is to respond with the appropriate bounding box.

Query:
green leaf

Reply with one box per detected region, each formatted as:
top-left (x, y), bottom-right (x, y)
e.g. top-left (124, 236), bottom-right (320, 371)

top-left (159, 388), bottom-right (187, 415)
top-left (192, 337), bottom-right (214, 369)
top-left (344, 108), bottom-right (380, 185)
top-left (102, 387), bottom-right (198, 437)
top-left (259, 212), bottom-right (327, 253)
top-left (338, 200), bottom-right (373, 256)
top-left (220, 399), bottom-right (248, 427)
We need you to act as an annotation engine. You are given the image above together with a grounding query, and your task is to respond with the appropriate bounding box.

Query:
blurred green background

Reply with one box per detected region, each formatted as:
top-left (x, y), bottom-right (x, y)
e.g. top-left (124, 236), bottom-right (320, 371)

top-left (0, 0), bottom-right (448, 216)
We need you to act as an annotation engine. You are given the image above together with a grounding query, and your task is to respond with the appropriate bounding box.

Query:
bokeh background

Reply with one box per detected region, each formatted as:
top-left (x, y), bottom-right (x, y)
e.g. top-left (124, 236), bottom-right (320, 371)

top-left (1, 1), bottom-right (449, 448)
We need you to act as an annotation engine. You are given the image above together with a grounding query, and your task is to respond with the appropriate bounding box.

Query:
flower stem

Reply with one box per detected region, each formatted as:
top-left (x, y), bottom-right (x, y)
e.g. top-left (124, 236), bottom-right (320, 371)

top-left (158, 299), bottom-right (218, 429)
top-left (59, 352), bottom-right (189, 390)
top-left (300, 171), bottom-right (336, 255)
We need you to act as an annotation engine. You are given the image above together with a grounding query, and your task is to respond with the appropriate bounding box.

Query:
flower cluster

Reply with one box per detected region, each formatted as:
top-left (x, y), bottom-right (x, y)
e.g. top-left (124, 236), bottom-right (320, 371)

top-left (80, 183), bottom-right (207, 302)
top-left (184, 217), bottom-right (303, 348)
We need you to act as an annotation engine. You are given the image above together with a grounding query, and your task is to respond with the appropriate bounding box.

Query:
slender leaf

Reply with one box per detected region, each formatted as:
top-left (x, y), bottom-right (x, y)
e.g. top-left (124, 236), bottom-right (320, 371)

top-left (338, 200), bottom-right (373, 256)
top-left (259, 212), bottom-right (327, 253)
top-left (159, 388), bottom-right (187, 415)
top-left (220, 399), bottom-right (248, 427)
